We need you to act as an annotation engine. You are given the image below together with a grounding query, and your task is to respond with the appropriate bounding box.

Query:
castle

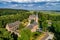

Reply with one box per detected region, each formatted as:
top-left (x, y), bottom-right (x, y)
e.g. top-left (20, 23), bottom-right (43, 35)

top-left (6, 13), bottom-right (39, 37)
top-left (27, 13), bottom-right (39, 32)
top-left (6, 21), bottom-right (21, 37)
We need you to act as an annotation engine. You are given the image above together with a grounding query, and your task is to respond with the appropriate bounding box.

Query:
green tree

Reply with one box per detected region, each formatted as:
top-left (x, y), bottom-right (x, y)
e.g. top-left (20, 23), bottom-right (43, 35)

top-left (42, 21), bottom-right (48, 31)
top-left (0, 28), bottom-right (14, 40)
top-left (18, 28), bottom-right (31, 40)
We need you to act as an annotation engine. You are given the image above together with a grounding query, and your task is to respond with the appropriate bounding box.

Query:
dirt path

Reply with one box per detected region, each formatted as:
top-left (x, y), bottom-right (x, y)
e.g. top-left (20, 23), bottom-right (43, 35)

top-left (36, 32), bottom-right (54, 40)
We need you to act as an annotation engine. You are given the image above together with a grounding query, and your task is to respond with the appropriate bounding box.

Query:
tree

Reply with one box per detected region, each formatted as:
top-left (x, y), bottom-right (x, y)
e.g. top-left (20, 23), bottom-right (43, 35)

top-left (42, 21), bottom-right (48, 31)
top-left (53, 21), bottom-right (60, 33)
top-left (0, 28), bottom-right (14, 40)
top-left (18, 28), bottom-right (32, 40)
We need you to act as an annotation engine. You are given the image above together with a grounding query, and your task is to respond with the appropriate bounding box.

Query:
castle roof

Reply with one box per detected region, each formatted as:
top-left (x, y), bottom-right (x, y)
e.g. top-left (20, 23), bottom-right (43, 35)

top-left (29, 15), bottom-right (36, 20)
top-left (27, 21), bottom-right (38, 29)
top-left (6, 21), bottom-right (20, 32)
top-left (6, 21), bottom-right (20, 36)
top-left (7, 21), bottom-right (20, 28)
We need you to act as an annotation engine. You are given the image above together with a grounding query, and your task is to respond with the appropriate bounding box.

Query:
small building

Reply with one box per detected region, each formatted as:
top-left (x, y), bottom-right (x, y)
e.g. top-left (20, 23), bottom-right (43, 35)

top-left (6, 21), bottom-right (21, 37)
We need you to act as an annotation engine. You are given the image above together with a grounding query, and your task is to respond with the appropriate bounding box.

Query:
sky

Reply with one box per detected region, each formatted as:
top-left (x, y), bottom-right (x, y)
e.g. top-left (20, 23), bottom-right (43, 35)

top-left (0, 0), bottom-right (60, 10)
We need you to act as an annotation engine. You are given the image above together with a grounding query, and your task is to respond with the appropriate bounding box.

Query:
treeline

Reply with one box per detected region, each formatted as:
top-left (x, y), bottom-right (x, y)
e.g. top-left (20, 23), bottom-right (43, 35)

top-left (0, 9), bottom-right (29, 16)
top-left (0, 12), bottom-right (32, 28)
top-left (38, 11), bottom-right (60, 21)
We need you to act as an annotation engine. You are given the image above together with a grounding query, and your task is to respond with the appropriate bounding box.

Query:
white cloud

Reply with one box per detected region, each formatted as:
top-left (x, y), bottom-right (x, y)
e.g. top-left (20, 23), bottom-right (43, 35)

top-left (0, 0), bottom-right (60, 3)
top-left (0, 0), bottom-right (33, 2)
top-left (38, 6), bottom-right (41, 7)
top-left (46, 2), bottom-right (60, 6)
top-left (11, 4), bottom-right (18, 8)
top-left (23, 4), bottom-right (34, 7)
top-left (27, 4), bottom-right (34, 7)
top-left (4, 4), bottom-right (18, 8)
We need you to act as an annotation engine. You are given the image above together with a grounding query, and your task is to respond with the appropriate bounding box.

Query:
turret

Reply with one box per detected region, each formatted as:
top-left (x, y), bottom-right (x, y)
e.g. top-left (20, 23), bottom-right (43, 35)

top-left (35, 12), bottom-right (38, 23)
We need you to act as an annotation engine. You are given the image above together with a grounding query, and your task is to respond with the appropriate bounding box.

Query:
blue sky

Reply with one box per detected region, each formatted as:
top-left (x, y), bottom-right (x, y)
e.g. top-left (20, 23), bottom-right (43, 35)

top-left (0, 0), bottom-right (60, 10)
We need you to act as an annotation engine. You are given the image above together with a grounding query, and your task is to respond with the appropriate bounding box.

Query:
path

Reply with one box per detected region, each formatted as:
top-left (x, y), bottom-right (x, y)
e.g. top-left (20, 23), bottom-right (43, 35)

top-left (36, 32), bottom-right (54, 40)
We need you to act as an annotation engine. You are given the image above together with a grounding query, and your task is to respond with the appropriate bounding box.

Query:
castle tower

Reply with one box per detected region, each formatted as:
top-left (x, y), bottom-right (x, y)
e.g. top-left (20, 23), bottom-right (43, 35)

top-left (27, 12), bottom-right (38, 27)
top-left (35, 12), bottom-right (38, 23)
top-left (27, 12), bottom-right (39, 32)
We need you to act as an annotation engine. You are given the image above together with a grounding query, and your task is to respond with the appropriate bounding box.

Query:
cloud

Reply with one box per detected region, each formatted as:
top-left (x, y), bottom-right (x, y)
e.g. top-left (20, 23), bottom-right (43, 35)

top-left (0, 0), bottom-right (60, 3)
top-left (45, 2), bottom-right (60, 6)
top-left (38, 6), bottom-right (41, 7)
top-left (10, 4), bottom-right (18, 8)
top-left (23, 4), bottom-right (34, 7)
top-left (0, 0), bottom-right (60, 10)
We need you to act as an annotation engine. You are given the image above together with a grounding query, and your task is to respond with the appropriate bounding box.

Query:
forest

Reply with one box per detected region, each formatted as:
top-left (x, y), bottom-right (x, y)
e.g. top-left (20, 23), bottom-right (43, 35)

top-left (0, 9), bottom-right (60, 40)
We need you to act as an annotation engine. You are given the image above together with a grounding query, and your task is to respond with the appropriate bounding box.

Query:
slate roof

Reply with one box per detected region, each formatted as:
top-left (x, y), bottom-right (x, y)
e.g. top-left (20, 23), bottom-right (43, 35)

top-left (7, 21), bottom-right (20, 32)
top-left (29, 15), bottom-right (36, 20)
top-left (8, 21), bottom-right (20, 28)
top-left (6, 21), bottom-right (20, 36)
top-left (27, 21), bottom-right (38, 29)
